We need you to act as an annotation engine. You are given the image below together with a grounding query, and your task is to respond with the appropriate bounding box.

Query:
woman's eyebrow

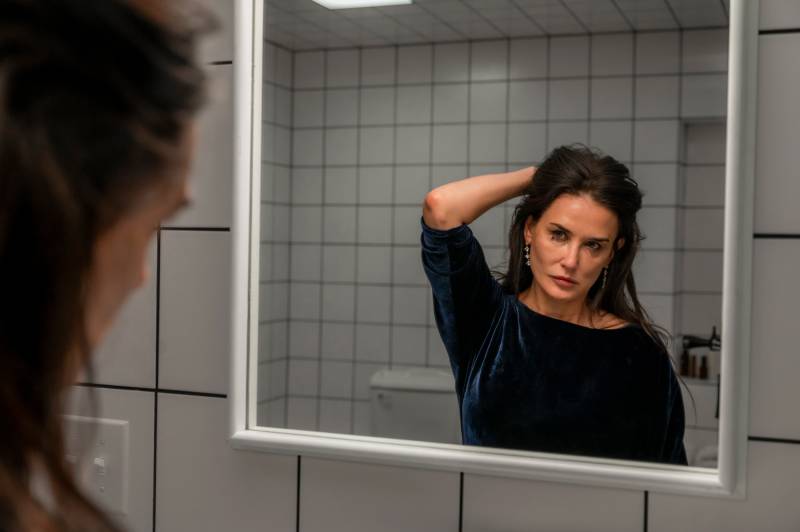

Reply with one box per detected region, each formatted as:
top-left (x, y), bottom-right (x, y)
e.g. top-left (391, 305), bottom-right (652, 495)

top-left (549, 223), bottom-right (610, 242)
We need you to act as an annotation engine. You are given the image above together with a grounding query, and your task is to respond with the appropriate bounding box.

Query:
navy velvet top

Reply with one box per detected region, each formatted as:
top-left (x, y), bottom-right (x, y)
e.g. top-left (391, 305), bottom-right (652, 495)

top-left (420, 217), bottom-right (688, 466)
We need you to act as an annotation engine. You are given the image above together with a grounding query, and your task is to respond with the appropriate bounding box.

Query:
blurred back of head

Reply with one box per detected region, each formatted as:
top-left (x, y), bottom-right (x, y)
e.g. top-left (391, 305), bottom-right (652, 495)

top-left (0, 0), bottom-right (213, 529)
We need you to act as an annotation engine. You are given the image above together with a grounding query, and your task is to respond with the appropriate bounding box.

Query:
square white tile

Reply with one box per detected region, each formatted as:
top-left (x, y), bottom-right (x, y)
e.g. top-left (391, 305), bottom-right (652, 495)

top-left (326, 49), bottom-right (359, 87)
top-left (361, 46), bottom-right (395, 86)
top-left (433, 42), bottom-right (469, 82)
top-left (633, 120), bottom-right (680, 162)
top-left (359, 127), bottom-right (394, 165)
top-left (156, 394), bottom-right (296, 531)
top-left (635, 76), bottom-right (680, 118)
top-left (433, 84), bottom-right (469, 123)
top-left (549, 35), bottom-right (589, 77)
top-left (355, 324), bottom-right (391, 363)
top-left (750, 240), bottom-right (800, 439)
top-left (754, 33), bottom-right (800, 233)
top-left (360, 87), bottom-right (395, 126)
top-left (681, 74), bottom-right (727, 119)
top-left (290, 244), bottom-right (321, 282)
top-left (509, 37), bottom-right (548, 79)
top-left (91, 241), bottom-right (157, 388)
top-left (589, 121), bottom-right (632, 162)
top-left (357, 245), bottom-right (392, 284)
top-left (289, 282), bottom-right (320, 321)
top-left (395, 126), bottom-right (431, 165)
top-left (324, 167), bottom-right (357, 204)
top-left (398, 45), bottom-right (433, 84)
top-left (326, 89), bottom-right (359, 127)
top-left (356, 285), bottom-right (391, 323)
top-left (321, 283), bottom-right (356, 321)
top-left (650, 441), bottom-right (800, 531)
top-left (395, 165), bottom-right (430, 204)
top-left (508, 80), bottom-right (547, 121)
top-left (507, 122), bottom-right (547, 164)
top-left (682, 29), bottom-right (728, 74)
top-left (159, 231), bottom-right (230, 394)
top-left (548, 79), bottom-right (589, 120)
top-left (469, 124), bottom-right (506, 164)
top-left (636, 31), bottom-right (680, 75)
top-left (299, 457), bottom-right (459, 532)
top-left (295, 50), bottom-right (325, 89)
top-left (471, 40), bottom-right (507, 81)
top-left (292, 129), bottom-right (323, 166)
top-left (357, 206), bottom-right (392, 244)
top-left (171, 65), bottom-right (232, 228)
top-left (591, 77), bottom-right (633, 119)
top-left (463, 473), bottom-right (643, 532)
top-left (358, 167), bottom-right (393, 204)
top-left (322, 244), bottom-right (357, 283)
top-left (397, 85), bottom-right (432, 124)
top-left (325, 128), bottom-right (358, 166)
top-left (294, 90), bottom-right (324, 128)
top-left (470, 82), bottom-right (507, 122)
top-left (592, 33), bottom-right (634, 76)
top-left (432, 124), bottom-right (468, 164)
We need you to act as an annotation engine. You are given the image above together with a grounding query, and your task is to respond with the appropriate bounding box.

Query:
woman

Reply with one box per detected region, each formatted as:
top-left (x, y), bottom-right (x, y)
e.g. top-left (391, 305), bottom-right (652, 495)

top-left (0, 0), bottom-right (212, 529)
top-left (420, 144), bottom-right (688, 465)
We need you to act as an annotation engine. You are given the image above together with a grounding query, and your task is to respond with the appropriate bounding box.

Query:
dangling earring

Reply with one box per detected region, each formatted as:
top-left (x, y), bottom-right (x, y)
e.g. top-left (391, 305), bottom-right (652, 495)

top-left (601, 266), bottom-right (608, 290)
top-left (524, 244), bottom-right (531, 266)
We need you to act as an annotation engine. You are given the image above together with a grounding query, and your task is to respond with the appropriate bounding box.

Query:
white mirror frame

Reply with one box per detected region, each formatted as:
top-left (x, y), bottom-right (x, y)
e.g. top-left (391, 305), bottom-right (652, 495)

top-left (229, 0), bottom-right (758, 498)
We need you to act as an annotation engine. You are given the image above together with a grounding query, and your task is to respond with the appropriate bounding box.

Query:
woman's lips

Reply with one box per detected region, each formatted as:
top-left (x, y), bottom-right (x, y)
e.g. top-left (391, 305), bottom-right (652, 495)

top-left (551, 275), bottom-right (577, 287)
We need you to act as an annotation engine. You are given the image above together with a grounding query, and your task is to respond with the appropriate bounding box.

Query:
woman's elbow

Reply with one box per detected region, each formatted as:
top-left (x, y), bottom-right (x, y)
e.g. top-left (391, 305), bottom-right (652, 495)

top-left (423, 190), bottom-right (457, 230)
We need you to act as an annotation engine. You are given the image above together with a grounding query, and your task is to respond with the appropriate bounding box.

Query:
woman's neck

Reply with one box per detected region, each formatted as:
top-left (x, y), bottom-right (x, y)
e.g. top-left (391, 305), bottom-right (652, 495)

top-left (519, 283), bottom-right (593, 327)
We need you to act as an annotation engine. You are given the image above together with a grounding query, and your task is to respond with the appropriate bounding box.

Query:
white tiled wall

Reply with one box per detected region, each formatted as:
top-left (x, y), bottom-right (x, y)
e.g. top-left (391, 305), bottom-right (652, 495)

top-left (72, 1), bottom-right (800, 530)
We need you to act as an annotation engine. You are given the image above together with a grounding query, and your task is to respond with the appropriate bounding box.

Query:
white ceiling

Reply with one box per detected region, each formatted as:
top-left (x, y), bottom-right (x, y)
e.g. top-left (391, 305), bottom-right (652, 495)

top-left (265, 0), bottom-right (730, 50)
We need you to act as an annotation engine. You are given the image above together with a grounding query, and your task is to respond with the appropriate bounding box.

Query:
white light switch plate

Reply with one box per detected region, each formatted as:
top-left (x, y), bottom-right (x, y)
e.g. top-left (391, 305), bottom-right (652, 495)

top-left (63, 415), bottom-right (130, 516)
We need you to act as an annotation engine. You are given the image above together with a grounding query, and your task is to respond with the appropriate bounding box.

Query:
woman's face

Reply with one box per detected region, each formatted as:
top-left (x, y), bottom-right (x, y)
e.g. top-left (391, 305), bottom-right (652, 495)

top-left (84, 127), bottom-right (195, 349)
top-left (523, 193), bottom-right (623, 304)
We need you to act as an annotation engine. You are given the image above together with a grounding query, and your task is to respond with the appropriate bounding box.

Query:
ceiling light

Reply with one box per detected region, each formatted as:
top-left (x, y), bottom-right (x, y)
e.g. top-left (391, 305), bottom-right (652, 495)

top-left (312, 0), bottom-right (412, 9)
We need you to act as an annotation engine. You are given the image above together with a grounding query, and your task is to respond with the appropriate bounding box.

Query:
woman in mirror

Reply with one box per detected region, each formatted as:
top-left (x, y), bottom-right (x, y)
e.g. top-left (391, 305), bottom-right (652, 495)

top-left (420, 144), bottom-right (688, 465)
top-left (0, 1), bottom-right (212, 529)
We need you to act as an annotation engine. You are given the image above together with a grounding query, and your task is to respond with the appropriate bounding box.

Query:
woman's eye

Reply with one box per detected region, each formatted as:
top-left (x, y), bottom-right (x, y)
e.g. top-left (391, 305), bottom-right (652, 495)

top-left (587, 242), bottom-right (601, 250)
top-left (551, 230), bottom-right (565, 240)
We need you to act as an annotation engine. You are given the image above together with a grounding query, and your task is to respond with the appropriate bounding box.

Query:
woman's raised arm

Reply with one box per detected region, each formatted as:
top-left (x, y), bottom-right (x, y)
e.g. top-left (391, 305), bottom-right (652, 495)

top-left (422, 166), bottom-right (537, 230)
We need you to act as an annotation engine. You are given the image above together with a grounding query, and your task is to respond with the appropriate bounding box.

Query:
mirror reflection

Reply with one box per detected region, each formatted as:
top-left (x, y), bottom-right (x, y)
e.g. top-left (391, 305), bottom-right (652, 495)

top-left (256, 0), bottom-right (728, 468)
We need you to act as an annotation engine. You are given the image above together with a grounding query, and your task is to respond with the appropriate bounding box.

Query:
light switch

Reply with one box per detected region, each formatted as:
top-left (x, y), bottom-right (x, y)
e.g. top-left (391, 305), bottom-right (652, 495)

top-left (63, 415), bottom-right (129, 516)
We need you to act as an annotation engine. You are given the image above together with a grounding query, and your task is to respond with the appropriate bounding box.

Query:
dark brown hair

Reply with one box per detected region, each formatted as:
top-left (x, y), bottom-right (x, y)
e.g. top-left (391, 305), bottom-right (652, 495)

top-left (0, 0), bottom-right (213, 529)
top-left (498, 144), bottom-right (680, 364)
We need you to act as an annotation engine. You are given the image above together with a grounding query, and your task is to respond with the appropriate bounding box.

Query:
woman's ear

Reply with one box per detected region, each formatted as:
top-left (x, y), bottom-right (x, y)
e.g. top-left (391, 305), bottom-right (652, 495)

top-left (523, 216), bottom-right (534, 244)
top-left (608, 237), bottom-right (625, 265)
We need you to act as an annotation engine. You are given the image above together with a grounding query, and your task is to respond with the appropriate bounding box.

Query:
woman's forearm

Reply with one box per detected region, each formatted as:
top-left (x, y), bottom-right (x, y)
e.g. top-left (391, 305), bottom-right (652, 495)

top-left (422, 166), bottom-right (536, 230)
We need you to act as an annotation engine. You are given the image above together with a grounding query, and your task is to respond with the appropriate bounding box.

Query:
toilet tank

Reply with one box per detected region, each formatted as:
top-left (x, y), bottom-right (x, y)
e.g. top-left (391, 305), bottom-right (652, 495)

top-left (368, 367), bottom-right (461, 444)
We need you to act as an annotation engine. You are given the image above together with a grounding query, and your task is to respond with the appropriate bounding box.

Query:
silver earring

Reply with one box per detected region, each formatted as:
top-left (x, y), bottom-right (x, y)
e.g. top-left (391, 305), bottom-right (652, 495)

top-left (602, 266), bottom-right (608, 290)
top-left (524, 244), bottom-right (530, 266)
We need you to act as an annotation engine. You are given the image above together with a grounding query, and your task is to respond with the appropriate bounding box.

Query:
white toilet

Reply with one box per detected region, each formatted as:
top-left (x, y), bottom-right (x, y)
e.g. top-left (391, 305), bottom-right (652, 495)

top-left (368, 367), bottom-right (461, 444)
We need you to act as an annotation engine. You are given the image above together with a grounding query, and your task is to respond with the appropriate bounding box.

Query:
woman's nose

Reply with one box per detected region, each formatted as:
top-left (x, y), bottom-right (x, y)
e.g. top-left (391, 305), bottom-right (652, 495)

top-left (561, 244), bottom-right (580, 269)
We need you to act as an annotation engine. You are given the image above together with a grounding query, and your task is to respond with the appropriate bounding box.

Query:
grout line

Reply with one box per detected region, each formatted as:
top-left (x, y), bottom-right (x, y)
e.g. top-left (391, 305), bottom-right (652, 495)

top-left (758, 28), bottom-right (800, 35)
top-left (458, 472), bottom-right (464, 532)
top-left (754, 233), bottom-right (800, 239)
top-left (314, 50), bottom-right (328, 431)
top-left (643, 491), bottom-right (649, 532)
top-left (283, 46), bottom-right (295, 427)
top-left (296, 456), bottom-right (302, 532)
top-left (152, 229), bottom-right (161, 532)
top-left (76, 383), bottom-right (228, 399)
top-left (159, 226), bottom-right (230, 232)
top-left (749, 435), bottom-right (800, 445)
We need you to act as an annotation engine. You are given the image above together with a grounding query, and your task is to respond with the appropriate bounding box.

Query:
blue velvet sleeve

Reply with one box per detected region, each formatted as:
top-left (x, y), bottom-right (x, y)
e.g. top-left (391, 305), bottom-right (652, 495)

top-left (419, 216), bottom-right (503, 386)
top-left (662, 367), bottom-right (689, 464)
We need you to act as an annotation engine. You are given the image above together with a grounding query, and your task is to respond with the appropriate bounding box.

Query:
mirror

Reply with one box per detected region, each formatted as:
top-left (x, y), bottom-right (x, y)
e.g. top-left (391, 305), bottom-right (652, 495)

top-left (234, 0), bottom-right (755, 495)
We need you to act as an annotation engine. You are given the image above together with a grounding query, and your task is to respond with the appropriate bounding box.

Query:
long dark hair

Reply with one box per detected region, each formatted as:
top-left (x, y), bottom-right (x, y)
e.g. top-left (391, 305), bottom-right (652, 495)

top-left (0, 1), bottom-right (212, 529)
top-left (499, 144), bottom-right (672, 358)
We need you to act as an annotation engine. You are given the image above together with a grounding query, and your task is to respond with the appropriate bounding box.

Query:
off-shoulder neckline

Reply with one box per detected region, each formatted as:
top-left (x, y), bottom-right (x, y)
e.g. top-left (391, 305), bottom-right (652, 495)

top-left (513, 296), bottom-right (638, 333)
